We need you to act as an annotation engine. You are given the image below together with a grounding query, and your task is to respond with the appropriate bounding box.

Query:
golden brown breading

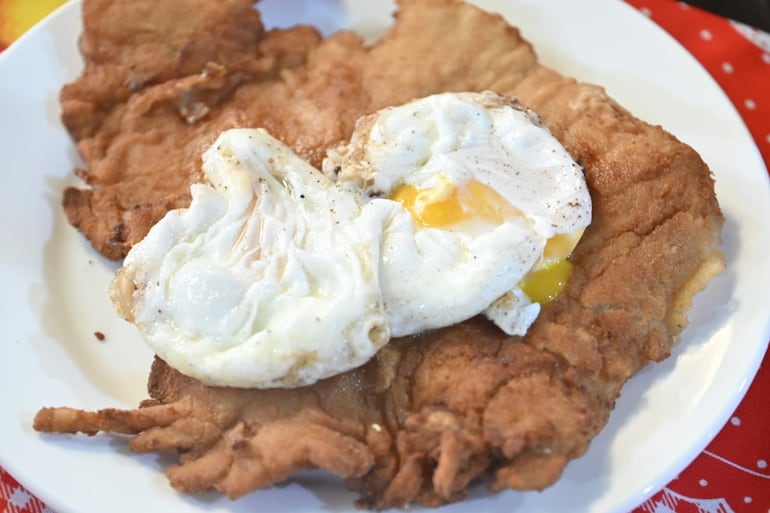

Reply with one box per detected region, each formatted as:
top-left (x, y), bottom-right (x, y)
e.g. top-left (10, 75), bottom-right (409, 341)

top-left (38, 0), bottom-right (724, 509)
top-left (61, 0), bottom-right (323, 259)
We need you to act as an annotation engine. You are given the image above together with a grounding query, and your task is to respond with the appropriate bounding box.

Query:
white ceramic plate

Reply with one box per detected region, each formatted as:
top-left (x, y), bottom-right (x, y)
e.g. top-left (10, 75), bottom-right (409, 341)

top-left (1, 1), bottom-right (769, 512)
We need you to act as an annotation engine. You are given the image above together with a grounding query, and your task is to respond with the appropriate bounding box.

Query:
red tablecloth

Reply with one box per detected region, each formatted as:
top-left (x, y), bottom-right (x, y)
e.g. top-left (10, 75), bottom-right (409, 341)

top-left (1, 1), bottom-right (769, 512)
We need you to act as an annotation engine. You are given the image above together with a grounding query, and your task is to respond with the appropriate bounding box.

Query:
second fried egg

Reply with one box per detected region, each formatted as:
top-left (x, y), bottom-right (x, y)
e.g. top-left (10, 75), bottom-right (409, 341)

top-left (325, 91), bottom-right (591, 337)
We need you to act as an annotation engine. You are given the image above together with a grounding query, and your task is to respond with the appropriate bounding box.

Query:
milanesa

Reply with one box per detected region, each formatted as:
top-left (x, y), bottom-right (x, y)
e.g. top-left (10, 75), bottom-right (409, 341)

top-left (36, 0), bottom-right (724, 508)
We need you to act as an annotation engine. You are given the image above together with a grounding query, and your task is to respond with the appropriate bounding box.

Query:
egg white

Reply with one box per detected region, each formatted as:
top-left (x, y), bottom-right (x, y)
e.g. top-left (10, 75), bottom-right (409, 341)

top-left (112, 128), bottom-right (394, 388)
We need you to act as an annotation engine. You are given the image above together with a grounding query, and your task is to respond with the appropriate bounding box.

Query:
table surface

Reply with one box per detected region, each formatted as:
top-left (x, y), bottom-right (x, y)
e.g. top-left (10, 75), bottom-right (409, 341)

top-left (1, 1), bottom-right (769, 512)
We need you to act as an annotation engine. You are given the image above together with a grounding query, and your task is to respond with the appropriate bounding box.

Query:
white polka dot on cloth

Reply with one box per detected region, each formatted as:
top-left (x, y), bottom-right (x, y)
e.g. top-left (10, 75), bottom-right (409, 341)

top-left (763, 53), bottom-right (770, 64)
top-left (8, 487), bottom-right (31, 508)
top-left (699, 478), bottom-right (708, 487)
top-left (758, 459), bottom-right (768, 469)
top-left (731, 416), bottom-right (742, 426)
top-left (700, 29), bottom-right (713, 41)
top-left (722, 62), bottom-right (734, 73)
top-left (745, 99), bottom-right (757, 110)
top-left (745, 496), bottom-right (753, 503)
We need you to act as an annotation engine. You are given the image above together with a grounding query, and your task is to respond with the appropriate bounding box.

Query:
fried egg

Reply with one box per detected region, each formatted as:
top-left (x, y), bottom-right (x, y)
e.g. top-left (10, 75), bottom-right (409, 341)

top-left (111, 129), bottom-right (393, 388)
top-left (111, 92), bottom-right (591, 388)
top-left (325, 91), bottom-right (591, 337)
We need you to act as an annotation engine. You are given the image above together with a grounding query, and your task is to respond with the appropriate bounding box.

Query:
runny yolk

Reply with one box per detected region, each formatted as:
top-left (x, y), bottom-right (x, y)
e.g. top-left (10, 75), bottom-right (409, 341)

top-left (519, 259), bottom-right (574, 304)
top-left (389, 178), bottom-right (585, 305)
top-left (521, 230), bottom-right (584, 304)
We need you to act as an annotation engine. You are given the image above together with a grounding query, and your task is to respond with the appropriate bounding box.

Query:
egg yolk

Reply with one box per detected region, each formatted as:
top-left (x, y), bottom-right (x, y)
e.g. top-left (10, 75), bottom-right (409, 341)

top-left (519, 259), bottom-right (573, 304)
top-left (520, 230), bottom-right (584, 303)
top-left (389, 179), bottom-right (584, 305)
top-left (389, 177), bottom-right (520, 228)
